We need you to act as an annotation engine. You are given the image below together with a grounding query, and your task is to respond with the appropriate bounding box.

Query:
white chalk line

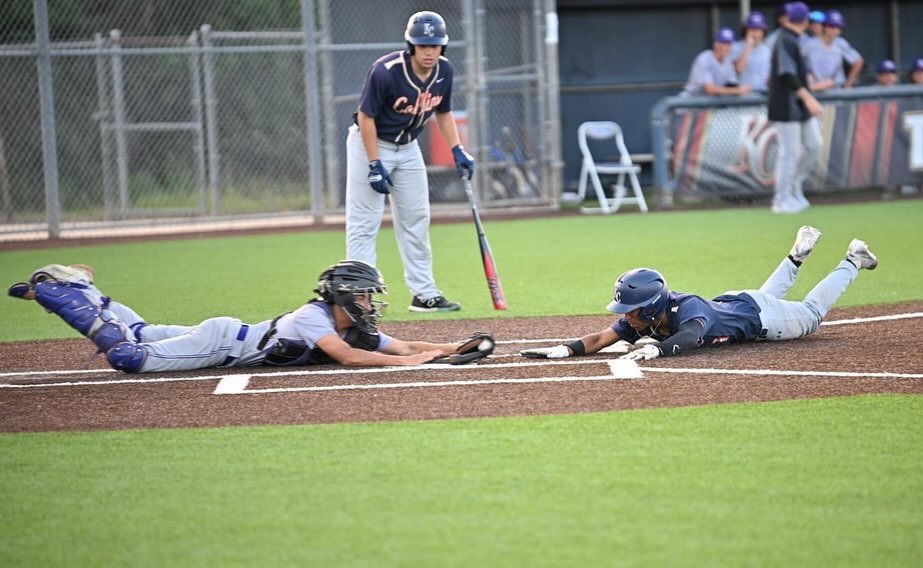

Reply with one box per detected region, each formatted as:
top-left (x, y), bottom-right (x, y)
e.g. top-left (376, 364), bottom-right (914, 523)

top-left (0, 358), bottom-right (627, 389)
top-left (646, 368), bottom-right (923, 379)
top-left (216, 361), bottom-right (645, 395)
top-left (2, 354), bottom-right (920, 394)
top-left (818, 311), bottom-right (923, 326)
top-left (216, 363), bottom-right (923, 395)
top-left (219, 375), bottom-right (633, 395)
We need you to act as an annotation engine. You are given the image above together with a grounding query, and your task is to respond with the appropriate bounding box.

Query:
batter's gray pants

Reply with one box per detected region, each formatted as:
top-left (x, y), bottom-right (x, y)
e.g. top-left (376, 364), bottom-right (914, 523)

top-left (345, 125), bottom-right (441, 299)
top-left (773, 118), bottom-right (822, 205)
top-left (726, 256), bottom-right (859, 341)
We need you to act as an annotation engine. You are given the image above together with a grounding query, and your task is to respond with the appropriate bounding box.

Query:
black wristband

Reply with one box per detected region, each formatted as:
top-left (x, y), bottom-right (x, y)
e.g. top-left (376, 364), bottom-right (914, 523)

top-left (566, 340), bottom-right (586, 356)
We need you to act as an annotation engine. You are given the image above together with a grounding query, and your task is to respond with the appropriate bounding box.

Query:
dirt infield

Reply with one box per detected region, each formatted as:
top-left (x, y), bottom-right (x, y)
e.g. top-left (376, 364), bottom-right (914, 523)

top-left (1, 301), bottom-right (921, 433)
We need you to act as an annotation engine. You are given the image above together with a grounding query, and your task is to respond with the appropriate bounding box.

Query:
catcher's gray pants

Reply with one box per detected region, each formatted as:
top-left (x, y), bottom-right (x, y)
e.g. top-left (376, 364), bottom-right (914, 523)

top-left (773, 118), bottom-right (822, 206)
top-left (106, 300), bottom-right (271, 372)
top-left (726, 257), bottom-right (859, 341)
top-left (345, 125), bottom-right (441, 299)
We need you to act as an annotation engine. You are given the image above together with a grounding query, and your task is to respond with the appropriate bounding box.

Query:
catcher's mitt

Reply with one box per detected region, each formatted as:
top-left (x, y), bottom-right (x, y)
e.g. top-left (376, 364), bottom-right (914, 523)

top-left (447, 331), bottom-right (495, 365)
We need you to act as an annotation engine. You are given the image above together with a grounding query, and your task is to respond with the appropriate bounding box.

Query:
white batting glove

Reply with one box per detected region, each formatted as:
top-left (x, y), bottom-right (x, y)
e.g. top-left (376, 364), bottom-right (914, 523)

top-left (620, 344), bottom-right (662, 361)
top-left (520, 345), bottom-right (570, 359)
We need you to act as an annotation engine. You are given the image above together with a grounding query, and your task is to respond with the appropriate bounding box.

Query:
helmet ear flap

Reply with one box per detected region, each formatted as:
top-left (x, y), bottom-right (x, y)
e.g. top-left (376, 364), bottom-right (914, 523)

top-left (639, 292), bottom-right (667, 322)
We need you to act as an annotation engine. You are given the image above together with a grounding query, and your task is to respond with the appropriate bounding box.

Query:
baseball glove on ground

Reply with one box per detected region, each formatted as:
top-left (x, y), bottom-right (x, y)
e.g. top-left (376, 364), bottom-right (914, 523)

top-left (447, 331), bottom-right (496, 365)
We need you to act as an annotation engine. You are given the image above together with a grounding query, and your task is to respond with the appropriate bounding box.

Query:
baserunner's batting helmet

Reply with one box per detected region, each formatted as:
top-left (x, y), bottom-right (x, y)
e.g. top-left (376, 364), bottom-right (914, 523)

top-left (606, 268), bottom-right (670, 322)
top-left (315, 260), bottom-right (388, 334)
top-left (404, 11), bottom-right (448, 54)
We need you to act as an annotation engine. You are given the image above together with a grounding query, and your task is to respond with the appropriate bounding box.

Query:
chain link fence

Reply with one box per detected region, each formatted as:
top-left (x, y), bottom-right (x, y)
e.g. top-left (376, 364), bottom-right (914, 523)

top-left (0, 0), bottom-right (560, 241)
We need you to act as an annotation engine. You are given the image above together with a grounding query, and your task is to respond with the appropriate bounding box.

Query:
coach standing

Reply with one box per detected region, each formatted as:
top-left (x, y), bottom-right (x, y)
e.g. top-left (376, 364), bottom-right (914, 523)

top-left (767, 2), bottom-right (823, 214)
top-left (346, 11), bottom-right (474, 313)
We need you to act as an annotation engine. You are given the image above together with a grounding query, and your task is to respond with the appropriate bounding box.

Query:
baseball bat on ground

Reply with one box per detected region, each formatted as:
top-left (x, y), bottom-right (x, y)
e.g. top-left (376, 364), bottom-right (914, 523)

top-left (462, 178), bottom-right (507, 310)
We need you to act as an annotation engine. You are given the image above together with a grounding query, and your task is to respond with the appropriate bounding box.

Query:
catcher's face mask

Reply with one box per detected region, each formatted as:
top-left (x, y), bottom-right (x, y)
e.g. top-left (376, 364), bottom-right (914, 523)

top-left (343, 291), bottom-right (387, 334)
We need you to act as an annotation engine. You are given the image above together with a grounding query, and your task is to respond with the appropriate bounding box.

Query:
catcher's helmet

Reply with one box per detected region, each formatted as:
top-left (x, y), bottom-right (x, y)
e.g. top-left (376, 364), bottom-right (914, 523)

top-left (606, 267), bottom-right (670, 322)
top-left (315, 260), bottom-right (388, 334)
top-left (404, 11), bottom-right (448, 54)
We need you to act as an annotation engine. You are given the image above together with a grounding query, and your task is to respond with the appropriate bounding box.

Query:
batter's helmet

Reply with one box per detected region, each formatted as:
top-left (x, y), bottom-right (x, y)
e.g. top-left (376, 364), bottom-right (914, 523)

top-left (606, 268), bottom-right (670, 322)
top-left (404, 11), bottom-right (448, 55)
top-left (315, 260), bottom-right (388, 334)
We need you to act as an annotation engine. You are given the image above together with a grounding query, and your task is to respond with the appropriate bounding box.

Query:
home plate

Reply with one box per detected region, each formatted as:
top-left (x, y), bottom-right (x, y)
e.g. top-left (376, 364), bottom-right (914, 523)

top-left (608, 359), bottom-right (643, 378)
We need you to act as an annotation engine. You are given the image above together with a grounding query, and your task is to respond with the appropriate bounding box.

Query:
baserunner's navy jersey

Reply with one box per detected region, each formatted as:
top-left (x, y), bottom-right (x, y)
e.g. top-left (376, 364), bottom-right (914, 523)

top-left (354, 50), bottom-right (454, 145)
top-left (611, 291), bottom-right (763, 346)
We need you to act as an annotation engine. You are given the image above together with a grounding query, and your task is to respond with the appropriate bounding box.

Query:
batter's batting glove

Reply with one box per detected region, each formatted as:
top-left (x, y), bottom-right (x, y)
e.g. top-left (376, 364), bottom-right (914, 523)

top-left (368, 160), bottom-right (393, 194)
top-left (620, 344), bottom-right (662, 361)
top-left (520, 345), bottom-right (570, 359)
top-left (452, 144), bottom-right (475, 180)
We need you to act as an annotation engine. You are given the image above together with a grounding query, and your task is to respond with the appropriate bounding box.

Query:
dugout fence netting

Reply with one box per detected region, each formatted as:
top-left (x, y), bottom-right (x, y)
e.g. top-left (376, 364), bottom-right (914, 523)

top-left (0, 0), bottom-right (561, 241)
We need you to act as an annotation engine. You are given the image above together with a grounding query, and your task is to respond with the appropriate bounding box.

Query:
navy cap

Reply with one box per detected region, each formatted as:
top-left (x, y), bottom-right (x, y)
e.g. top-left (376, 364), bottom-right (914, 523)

top-left (824, 9), bottom-right (845, 28)
top-left (877, 60), bottom-right (897, 74)
top-left (746, 11), bottom-right (768, 30)
top-left (715, 26), bottom-right (735, 44)
top-left (914, 58), bottom-right (923, 72)
top-left (785, 2), bottom-right (810, 24)
top-left (809, 10), bottom-right (825, 23)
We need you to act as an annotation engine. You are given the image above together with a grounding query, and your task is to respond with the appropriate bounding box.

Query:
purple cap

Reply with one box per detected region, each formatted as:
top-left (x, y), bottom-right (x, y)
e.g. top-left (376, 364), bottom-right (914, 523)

top-left (824, 9), bottom-right (845, 28)
top-left (715, 26), bottom-right (735, 44)
top-left (745, 11), bottom-right (768, 30)
top-left (913, 58), bottom-right (923, 72)
top-left (785, 2), bottom-right (810, 24)
top-left (877, 60), bottom-right (897, 74)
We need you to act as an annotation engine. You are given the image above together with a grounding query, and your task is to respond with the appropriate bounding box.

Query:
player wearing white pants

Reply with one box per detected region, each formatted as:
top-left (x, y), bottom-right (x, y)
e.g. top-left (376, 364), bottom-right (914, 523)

top-left (766, 2), bottom-right (824, 214)
top-left (519, 225), bottom-right (879, 361)
top-left (729, 246), bottom-right (860, 341)
top-left (773, 118), bottom-right (822, 214)
top-left (345, 11), bottom-right (474, 313)
top-left (346, 125), bottom-right (437, 300)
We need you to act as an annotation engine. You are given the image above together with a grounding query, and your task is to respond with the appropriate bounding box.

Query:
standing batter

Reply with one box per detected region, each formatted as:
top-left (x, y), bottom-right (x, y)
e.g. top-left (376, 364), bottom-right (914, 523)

top-left (767, 1), bottom-right (823, 214)
top-left (520, 226), bottom-right (879, 361)
top-left (346, 10), bottom-right (474, 313)
top-left (8, 260), bottom-right (496, 373)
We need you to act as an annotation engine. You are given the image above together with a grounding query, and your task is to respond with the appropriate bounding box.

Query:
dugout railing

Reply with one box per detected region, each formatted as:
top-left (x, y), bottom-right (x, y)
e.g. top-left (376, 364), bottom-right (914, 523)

top-left (650, 85), bottom-right (923, 207)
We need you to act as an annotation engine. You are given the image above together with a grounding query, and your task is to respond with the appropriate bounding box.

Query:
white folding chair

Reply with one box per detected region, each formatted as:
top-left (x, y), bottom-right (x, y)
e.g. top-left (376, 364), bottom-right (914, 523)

top-left (576, 121), bottom-right (649, 214)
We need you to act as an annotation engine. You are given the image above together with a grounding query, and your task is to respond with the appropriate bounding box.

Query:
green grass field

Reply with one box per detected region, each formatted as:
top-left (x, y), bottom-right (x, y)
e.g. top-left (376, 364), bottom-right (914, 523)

top-left (2, 200), bottom-right (923, 565)
top-left (2, 396), bottom-right (921, 566)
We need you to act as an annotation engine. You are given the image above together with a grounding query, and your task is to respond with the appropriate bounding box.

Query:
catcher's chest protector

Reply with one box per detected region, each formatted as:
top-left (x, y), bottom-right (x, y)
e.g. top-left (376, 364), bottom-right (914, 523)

top-left (263, 327), bottom-right (382, 367)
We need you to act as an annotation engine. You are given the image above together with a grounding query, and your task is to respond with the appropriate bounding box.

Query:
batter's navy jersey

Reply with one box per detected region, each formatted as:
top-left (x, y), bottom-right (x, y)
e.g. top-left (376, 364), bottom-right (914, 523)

top-left (355, 50), bottom-right (454, 145)
top-left (611, 291), bottom-right (763, 346)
